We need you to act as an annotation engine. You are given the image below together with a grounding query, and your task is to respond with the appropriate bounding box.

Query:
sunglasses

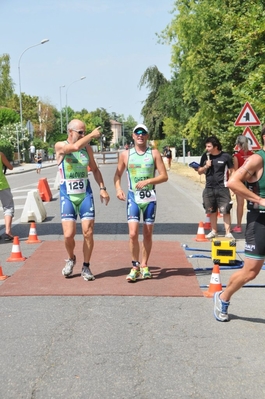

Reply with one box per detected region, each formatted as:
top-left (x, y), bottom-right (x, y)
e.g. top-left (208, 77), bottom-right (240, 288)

top-left (134, 129), bottom-right (148, 136)
top-left (72, 129), bottom-right (85, 135)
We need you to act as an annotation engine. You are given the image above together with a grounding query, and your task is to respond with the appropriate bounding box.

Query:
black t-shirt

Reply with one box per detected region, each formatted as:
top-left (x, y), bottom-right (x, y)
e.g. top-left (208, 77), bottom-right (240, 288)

top-left (199, 151), bottom-right (233, 188)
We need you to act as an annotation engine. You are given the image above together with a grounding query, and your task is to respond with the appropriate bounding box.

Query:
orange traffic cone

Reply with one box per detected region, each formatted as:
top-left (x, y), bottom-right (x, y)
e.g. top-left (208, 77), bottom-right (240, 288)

top-left (204, 214), bottom-right (211, 230)
top-left (6, 236), bottom-right (26, 262)
top-left (194, 221), bottom-right (208, 242)
top-left (25, 222), bottom-right (41, 244)
top-left (38, 178), bottom-right (52, 202)
top-left (0, 266), bottom-right (8, 280)
top-left (203, 264), bottom-right (223, 298)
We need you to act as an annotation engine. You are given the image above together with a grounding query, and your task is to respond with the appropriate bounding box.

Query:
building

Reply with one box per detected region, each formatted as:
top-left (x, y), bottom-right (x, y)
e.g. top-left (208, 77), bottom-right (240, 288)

top-left (110, 120), bottom-right (122, 146)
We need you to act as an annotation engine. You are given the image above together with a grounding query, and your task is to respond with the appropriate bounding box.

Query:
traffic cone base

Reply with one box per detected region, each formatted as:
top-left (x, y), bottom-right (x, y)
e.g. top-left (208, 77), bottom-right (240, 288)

top-left (204, 214), bottom-right (211, 230)
top-left (26, 222), bottom-right (41, 244)
top-left (194, 221), bottom-right (208, 242)
top-left (7, 236), bottom-right (26, 262)
top-left (203, 264), bottom-right (222, 297)
top-left (0, 266), bottom-right (8, 280)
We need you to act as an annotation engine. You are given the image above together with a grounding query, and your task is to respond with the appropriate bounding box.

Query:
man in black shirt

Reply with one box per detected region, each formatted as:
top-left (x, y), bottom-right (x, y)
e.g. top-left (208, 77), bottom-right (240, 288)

top-left (197, 136), bottom-right (234, 239)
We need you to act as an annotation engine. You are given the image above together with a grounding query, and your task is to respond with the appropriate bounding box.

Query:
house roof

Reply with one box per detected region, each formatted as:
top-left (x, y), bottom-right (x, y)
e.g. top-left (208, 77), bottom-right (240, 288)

top-left (110, 119), bottom-right (122, 126)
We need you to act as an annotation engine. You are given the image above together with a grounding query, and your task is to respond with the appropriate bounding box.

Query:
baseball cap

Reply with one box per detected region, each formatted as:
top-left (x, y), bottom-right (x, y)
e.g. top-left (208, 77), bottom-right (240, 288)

top-left (133, 124), bottom-right (148, 134)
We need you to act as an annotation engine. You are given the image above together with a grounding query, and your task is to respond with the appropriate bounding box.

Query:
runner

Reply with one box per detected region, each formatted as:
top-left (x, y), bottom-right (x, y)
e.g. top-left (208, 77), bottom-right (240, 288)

top-left (55, 119), bottom-right (110, 281)
top-left (114, 123), bottom-right (168, 282)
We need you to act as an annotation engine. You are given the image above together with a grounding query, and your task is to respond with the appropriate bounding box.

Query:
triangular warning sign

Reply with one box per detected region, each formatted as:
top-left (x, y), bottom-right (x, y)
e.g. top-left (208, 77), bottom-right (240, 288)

top-left (242, 127), bottom-right (261, 150)
top-left (234, 102), bottom-right (261, 126)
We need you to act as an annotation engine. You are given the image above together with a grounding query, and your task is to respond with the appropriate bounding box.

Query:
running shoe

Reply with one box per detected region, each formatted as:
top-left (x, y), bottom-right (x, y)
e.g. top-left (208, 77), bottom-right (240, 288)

top-left (62, 255), bottom-right (76, 277)
top-left (81, 266), bottom-right (95, 281)
top-left (126, 267), bottom-right (140, 282)
top-left (141, 267), bottom-right (152, 279)
top-left (206, 231), bottom-right (218, 239)
top-left (225, 233), bottom-right (235, 239)
top-left (213, 291), bottom-right (230, 322)
top-left (232, 226), bottom-right (242, 233)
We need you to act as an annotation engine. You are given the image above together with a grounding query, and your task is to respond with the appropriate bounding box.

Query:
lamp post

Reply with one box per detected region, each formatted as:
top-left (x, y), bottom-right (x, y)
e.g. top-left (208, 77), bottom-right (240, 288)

top-left (18, 39), bottom-right (49, 163)
top-left (65, 76), bottom-right (86, 129)
top-left (59, 85), bottom-right (65, 134)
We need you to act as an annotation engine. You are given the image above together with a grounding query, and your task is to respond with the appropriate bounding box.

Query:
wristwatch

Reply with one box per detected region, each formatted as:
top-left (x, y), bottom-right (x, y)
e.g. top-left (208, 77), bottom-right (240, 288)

top-left (100, 187), bottom-right (106, 190)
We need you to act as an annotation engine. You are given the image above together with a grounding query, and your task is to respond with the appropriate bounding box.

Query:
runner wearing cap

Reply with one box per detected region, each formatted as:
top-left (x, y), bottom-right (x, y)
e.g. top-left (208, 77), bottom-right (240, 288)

top-left (114, 123), bottom-right (168, 282)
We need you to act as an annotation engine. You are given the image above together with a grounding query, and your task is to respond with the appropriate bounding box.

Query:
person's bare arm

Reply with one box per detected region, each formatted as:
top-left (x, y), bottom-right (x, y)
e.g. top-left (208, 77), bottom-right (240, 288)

top-left (55, 127), bottom-right (101, 164)
top-left (114, 151), bottom-right (128, 201)
top-left (0, 152), bottom-right (13, 170)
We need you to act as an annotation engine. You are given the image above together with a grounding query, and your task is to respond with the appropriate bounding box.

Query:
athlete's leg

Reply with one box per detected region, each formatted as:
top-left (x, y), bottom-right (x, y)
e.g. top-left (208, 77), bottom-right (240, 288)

top-left (62, 220), bottom-right (76, 259)
top-left (221, 257), bottom-right (264, 302)
top-left (128, 221), bottom-right (140, 262)
top-left (81, 219), bottom-right (95, 263)
top-left (141, 223), bottom-right (154, 267)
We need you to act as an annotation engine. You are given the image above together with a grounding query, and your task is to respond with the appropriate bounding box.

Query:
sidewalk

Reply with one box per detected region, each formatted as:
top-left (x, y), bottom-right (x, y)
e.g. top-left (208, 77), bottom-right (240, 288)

top-left (6, 160), bottom-right (57, 175)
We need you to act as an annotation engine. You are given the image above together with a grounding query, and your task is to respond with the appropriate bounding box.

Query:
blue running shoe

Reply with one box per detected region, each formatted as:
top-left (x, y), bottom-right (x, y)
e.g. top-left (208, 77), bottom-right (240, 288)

top-left (213, 291), bottom-right (230, 321)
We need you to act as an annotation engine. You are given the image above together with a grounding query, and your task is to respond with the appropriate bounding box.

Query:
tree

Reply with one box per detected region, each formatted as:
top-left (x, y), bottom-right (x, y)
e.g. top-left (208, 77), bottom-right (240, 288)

top-left (0, 54), bottom-right (14, 106)
top-left (139, 66), bottom-right (169, 139)
top-left (159, 0), bottom-right (265, 152)
top-left (0, 107), bottom-right (19, 128)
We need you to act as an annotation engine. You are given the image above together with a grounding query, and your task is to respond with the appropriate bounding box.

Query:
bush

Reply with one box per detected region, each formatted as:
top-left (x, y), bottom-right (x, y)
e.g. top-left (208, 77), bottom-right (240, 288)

top-left (0, 140), bottom-right (14, 161)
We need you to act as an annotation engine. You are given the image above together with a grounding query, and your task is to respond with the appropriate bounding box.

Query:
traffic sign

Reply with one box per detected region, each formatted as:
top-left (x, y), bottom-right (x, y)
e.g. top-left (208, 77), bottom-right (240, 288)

top-left (234, 102), bottom-right (261, 126)
top-left (234, 127), bottom-right (261, 151)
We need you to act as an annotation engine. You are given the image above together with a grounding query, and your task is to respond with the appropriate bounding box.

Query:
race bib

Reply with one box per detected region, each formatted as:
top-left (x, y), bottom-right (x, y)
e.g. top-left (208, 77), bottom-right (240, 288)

top-left (134, 189), bottom-right (156, 204)
top-left (66, 179), bottom-right (86, 194)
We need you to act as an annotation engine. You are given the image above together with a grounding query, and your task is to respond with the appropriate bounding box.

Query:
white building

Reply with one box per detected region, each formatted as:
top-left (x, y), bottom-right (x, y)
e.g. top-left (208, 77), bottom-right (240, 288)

top-left (110, 120), bottom-right (122, 145)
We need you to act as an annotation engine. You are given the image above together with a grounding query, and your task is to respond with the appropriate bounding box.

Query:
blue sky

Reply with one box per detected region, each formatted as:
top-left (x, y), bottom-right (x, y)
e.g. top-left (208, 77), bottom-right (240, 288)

top-left (1, 0), bottom-right (174, 123)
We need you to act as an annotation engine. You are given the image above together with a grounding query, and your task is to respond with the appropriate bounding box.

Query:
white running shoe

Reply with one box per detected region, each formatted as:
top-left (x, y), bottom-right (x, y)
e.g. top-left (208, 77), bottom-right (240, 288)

top-left (62, 255), bottom-right (76, 277)
top-left (81, 266), bottom-right (95, 281)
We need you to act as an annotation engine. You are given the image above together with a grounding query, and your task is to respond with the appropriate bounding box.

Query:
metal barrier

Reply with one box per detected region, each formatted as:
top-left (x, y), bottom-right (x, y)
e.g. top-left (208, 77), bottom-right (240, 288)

top-left (94, 151), bottom-right (119, 164)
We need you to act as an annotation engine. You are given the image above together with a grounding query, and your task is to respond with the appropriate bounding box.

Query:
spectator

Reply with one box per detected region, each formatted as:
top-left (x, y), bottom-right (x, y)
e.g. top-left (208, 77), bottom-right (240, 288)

top-left (197, 136), bottom-right (234, 239)
top-left (232, 135), bottom-right (254, 233)
top-left (163, 146), bottom-right (172, 171)
top-left (0, 152), bottom-right (14, 241)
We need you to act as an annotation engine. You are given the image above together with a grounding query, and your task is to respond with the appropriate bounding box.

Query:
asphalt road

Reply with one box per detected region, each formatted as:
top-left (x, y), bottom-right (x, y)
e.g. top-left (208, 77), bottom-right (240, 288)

top-left (0, 162), bottom-right (265, 399)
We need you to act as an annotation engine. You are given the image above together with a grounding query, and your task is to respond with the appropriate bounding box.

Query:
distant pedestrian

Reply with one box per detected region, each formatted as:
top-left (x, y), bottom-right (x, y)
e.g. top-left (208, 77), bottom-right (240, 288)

top-left (35, 152), bottom-right (42, 174)
top-left (0, 152), bottom-right (14, 241)
top-left (30, 143), bottom-right (35, 163)
top-left (163, 146), bottom-right (172, 171)
top-left (231, 135), bottom-right (254, 233)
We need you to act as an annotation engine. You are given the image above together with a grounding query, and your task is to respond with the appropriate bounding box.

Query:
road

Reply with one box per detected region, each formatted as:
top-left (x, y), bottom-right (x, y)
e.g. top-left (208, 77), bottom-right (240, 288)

top-left (0, 163), bottom-right (265, 399)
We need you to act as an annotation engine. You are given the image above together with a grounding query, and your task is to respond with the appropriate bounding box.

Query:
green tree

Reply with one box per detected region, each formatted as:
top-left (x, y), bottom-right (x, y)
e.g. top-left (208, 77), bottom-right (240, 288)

top-left (159, 0), bottom-right (265, 153)
top-left (0, 54), bottom-right (14, 106)
top-left (0, 107), bottom-right (19, 127)
top-left (139, 66), bottom-right (169, 139)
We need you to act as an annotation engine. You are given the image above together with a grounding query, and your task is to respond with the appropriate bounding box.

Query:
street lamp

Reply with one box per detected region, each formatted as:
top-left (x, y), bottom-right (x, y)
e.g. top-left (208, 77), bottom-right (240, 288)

top-left (18, 38), bottom-right (49, 163)
top-left (59, 85), bottom-right (65, 134)
top-left (65, 76), bottom-right (86, 129)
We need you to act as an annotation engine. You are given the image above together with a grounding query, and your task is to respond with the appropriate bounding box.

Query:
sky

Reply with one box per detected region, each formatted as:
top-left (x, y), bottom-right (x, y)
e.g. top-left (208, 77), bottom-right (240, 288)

top-left (0, 0), bottom-right (175, 123)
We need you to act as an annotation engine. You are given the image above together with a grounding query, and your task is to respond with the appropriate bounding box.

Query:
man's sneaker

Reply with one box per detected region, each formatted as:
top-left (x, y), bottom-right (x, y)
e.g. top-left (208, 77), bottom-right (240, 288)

top-left (62, 255), bottom-right (76, 277)
top-left (225, 232), bottom-right (235, 239)
top-left (141, 267), bottom-right (152, 279)
top-left (126, 267), bottom-right (140, 282)
top-left (213, 291), bottom-right (230, 322)
top-left (206, 231), bottom-right (218, 239)
top-left (81, 266), bottom-right (95, 281)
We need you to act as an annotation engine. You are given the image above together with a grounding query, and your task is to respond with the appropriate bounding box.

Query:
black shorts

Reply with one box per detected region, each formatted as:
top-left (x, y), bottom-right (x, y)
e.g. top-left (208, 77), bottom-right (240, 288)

top-left (245, 211), bottom-right (265, 260)
top-left (203, 187), bottom-right (232, 214)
